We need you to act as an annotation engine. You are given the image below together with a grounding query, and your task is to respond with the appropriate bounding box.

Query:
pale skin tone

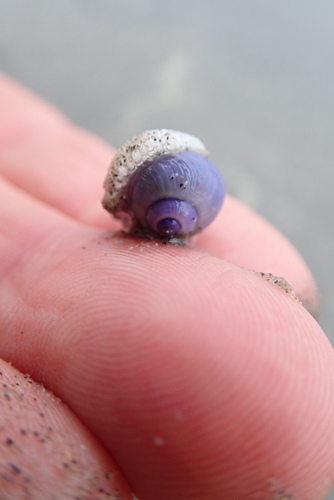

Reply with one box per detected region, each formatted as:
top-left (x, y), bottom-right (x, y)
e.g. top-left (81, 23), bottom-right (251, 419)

top-left (0, 74), bottom-right (333, 500)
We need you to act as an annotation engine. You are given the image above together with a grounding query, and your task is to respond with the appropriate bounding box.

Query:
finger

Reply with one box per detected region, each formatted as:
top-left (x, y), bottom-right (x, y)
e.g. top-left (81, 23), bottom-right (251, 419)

top-left (0, 75), bottom-right (318, 311)
top-left (0, 360), bottom-right (133, 499)
top-left (0, 181), bottom-right (333, 498)
top-left (0, 74), bottom-right (116, 229)
top-left (197, 196), bottom-right (319, 315)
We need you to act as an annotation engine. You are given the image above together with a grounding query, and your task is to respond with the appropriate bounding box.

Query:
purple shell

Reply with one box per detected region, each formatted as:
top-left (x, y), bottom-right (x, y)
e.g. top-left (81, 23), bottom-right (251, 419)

top-left (117, 151), bottom-right (225, 238)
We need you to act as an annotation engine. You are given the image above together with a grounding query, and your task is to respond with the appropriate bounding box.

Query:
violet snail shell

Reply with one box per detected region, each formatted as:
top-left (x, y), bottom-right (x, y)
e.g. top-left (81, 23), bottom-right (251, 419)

top-left (102, 129), bottom-right (226, 240)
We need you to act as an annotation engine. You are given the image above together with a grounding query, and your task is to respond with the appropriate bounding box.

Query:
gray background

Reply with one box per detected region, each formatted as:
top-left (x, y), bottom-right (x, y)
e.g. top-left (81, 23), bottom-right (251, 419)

top-left (0, 2), bottom-right (333, 497)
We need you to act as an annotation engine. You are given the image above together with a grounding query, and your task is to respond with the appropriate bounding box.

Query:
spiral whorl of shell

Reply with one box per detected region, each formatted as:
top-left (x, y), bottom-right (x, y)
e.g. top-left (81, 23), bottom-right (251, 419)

top-left (102, 129), bottom-right (208, 214)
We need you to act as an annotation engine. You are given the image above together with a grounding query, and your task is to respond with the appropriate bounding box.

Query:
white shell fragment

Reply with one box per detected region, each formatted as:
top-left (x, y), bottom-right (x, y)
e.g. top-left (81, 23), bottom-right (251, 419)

top-left (102, 129), bottom-right (208, 214)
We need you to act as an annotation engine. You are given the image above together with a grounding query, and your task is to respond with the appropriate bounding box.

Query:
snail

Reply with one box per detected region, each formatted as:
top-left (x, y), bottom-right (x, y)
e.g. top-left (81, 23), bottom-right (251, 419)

top-left (102, 129), bottom-right (226, 241)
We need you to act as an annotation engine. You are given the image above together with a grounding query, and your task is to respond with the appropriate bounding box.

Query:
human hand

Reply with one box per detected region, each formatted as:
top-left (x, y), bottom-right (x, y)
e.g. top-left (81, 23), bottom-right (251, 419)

top-left (0, 74), bottom-right (333, 500)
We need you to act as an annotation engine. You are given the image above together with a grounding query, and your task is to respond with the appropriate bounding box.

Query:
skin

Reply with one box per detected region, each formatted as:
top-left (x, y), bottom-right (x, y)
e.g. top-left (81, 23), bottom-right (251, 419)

top-left (0, 74), bottom-right (333, 500)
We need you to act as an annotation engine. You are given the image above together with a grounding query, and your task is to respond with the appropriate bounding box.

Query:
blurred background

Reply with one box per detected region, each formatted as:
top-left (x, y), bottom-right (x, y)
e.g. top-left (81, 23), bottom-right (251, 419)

top-left (0, 2), bottom-right (333, 495)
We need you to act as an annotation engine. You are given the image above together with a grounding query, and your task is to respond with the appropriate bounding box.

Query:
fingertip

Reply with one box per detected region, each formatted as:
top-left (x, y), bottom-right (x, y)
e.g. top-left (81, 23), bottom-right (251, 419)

top-left (40, 242), bottom-right (334, 500)
top-left (0, 360), bottom-right (134, 499)
top-left (1, 231), bottom-right (333, 499)
top-left (109, 261), bottom-right (334, 500)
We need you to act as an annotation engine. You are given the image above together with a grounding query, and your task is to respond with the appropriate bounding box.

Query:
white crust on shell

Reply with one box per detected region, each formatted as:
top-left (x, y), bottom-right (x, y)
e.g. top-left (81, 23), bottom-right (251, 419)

top-left (102, 129), bottom-right (208, 214)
